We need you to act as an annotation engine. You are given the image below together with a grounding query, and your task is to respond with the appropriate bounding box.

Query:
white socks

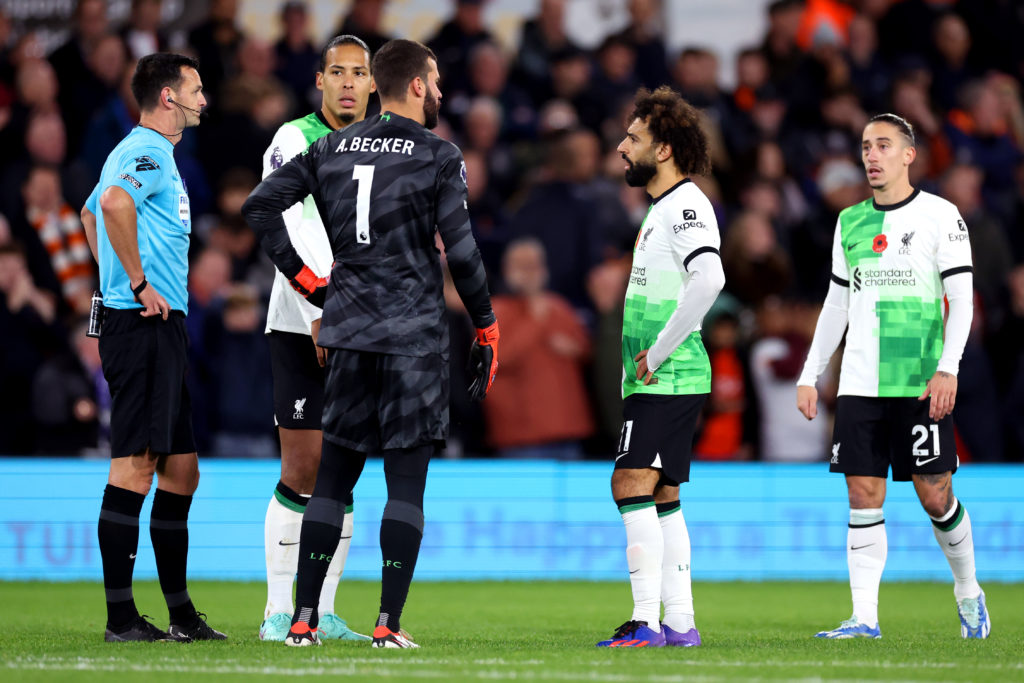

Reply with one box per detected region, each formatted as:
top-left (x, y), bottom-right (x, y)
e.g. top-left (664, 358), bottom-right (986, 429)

top-left (620, 500), bottom-right (663, 628)
top-left (659, 503), bottom-right (695, 633)
top-left (848, 508), bottom-right (886, 627)
top-left (264, 487), bottom-right (352, 619)
top-left (930, 498), bottom-right (981, 601)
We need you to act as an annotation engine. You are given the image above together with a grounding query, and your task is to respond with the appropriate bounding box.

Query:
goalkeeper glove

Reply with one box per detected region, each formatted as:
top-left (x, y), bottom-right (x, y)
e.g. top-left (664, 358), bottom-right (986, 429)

top-left (467, 320), bottom-right (499, 401)
top-left (288, 265), bottom-right (328, 308)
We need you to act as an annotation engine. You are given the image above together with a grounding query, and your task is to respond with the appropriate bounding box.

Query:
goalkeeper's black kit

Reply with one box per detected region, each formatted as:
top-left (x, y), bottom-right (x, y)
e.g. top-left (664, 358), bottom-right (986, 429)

top-left (243, 111), bottom-right (494, 451)
top-left (245, 111), bottom-right (494, 355)
top-left (244, 110), bottom-right (497, 639)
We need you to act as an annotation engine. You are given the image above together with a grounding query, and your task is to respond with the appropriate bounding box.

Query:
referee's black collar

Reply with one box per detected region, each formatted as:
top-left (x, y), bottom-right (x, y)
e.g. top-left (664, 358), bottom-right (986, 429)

top-left (315, 110), bottom-right (335, 131)
top-left (872, 187), bottom-right (920, 212)
top-left (648, 177), bottom-right (692, 205)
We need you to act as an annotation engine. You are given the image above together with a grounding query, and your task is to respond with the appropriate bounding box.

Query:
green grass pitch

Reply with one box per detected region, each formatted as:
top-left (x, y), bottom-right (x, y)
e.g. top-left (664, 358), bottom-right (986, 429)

top-left (2, 580), bottom-right (1022, 681)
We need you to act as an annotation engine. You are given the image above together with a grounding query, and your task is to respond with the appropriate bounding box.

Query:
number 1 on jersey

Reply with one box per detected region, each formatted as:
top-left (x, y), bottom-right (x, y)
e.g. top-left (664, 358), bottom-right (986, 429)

top-left (353, 164), bottom-right (374, 244)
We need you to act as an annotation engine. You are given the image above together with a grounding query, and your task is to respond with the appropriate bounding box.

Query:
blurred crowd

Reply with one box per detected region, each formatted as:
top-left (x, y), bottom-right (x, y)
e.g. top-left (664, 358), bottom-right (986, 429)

top-left (1, 0), bottom-right (1022, 462)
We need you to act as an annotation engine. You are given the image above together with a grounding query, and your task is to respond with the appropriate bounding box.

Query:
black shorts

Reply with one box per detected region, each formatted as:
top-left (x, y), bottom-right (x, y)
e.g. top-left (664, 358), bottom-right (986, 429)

top-left (615, 393), bottom-right (707, 485)
top-left (830, 396), bottom-right (959, 481)
top-left (322, 348), bottom-right (448, 452)
top-left (98, 308), bottom-right (195, 458)
top-left (269, 331), bottom-right (325, 430)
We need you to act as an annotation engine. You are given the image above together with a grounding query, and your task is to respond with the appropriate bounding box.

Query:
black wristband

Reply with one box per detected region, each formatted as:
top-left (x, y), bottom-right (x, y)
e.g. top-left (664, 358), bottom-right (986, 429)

top-left (132, 278), bottom-right (148, 301)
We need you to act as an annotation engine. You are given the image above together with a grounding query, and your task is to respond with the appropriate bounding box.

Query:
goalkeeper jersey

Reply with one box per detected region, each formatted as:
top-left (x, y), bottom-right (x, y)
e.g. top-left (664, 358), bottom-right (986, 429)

top-left (263, 111), bottom-right (336, 335)
top-left (621, 179), bottom-right (720, 398)
top-left (830, 189), bottom-right (973, 397)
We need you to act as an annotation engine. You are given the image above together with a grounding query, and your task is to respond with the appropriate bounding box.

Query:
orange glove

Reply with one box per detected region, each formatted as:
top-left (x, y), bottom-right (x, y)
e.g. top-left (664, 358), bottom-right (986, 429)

top-left (288, 265), bottom-right (328, 308)
top-left (467, 320), bottom-right (499, 401)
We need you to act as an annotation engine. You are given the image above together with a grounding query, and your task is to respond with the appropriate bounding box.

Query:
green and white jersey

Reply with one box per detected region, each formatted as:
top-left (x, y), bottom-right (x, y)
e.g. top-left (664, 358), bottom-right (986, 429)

top-left (622, 179), bottom-right (720, 398)
top-left (263, 111), bottom-right (335, 335)
top-left (831, 189), bottom-right (972, 397)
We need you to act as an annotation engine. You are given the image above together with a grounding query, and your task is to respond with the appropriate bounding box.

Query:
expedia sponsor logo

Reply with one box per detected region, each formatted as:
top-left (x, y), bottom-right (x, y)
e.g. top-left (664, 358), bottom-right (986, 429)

top-left (629, 265), bottom-right (647, 286)
top-left (673, 209), bottom-right (706, 232)
top-left (949, 219), bottom-right (969, 241)
top-left (851, 266), bottom-right (916, 292)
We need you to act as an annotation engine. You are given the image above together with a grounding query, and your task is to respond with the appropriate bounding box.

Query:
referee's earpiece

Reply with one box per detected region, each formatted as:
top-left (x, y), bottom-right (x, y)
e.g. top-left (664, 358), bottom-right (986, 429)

top-left (166, 96), bottom-right (173, 102)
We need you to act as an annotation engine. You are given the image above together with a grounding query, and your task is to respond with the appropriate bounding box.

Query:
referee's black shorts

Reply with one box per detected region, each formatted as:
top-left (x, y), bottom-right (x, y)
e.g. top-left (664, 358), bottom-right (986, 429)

top-left (322, 348), bottom-right (448, 453)
top-left (98, 308), bottom-right (195, 458)
top-left (268, 330), bottom-right (325, 430)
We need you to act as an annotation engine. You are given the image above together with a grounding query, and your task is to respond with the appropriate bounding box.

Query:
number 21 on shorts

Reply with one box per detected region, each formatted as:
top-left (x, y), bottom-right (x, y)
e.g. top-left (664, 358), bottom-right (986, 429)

top-left (912, 424), bottom-right (940, 456)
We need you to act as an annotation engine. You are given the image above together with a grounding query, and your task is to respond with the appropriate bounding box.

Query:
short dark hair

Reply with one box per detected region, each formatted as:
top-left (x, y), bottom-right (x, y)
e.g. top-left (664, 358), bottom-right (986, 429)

top-left (629, 86), bottom-right (711, 176)
top-left (131, 53), bottom-right (199, 111)
top-left (319, 34), bottom-right (371, 73)
top-left (868, 112), bottom-right (915, 147)
top-left (371, 39), bottom-right (436, 101)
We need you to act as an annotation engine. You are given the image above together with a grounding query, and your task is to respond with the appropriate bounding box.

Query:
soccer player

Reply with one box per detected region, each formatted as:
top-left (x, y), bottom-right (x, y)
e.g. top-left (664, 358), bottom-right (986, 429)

top-left (79, 53), bottom-right (225, 642)
top-left (597, 86), bottom-right (724, 648)
top-left (258, 34), bottom-right (375, 644)
top-left (797, 113), bottom-right (989, 639)
top-left (242, 39), bottom-right (498, 649)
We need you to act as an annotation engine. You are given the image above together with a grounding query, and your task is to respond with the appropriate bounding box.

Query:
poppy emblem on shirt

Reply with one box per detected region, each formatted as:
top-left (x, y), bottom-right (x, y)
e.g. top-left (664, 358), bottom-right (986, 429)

top-left (872, 234), bottom-right (888, 253)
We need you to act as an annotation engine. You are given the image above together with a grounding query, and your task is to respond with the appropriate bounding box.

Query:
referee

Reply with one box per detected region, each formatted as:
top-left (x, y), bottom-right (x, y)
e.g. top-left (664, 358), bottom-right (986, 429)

top-left (80, 53), bottom-right (225, 642)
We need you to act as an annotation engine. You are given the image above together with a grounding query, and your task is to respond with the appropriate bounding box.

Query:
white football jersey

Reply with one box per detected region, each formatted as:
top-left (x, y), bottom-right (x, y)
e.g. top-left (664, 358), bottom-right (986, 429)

top-left (831, 189), bottom-right (973, 397)
top-left (263, 113), bottom-right (336, 335)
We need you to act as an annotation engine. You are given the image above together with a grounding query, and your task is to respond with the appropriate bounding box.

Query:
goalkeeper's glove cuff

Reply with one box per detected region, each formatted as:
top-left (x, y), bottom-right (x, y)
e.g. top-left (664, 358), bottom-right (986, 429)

top-left (288, 265), bottom-right (328, 308)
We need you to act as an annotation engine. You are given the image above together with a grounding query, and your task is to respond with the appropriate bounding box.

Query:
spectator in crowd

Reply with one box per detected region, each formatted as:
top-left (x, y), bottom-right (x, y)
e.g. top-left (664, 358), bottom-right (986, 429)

top-left (333, 0), bottom-right (392, 55)
top-left (80, 61), bottom-right (140, 178)
top-left (621, 0), bottom-right (670, 91)
top-left (274, 1), bottom-right (320, 115)
top-left (512, 0), bottom-right (571, 101)
top-left (548, 46), bottom-right (604, 133)
top-left (120, 0), bottom-right (169, 60)
top-left (462, 41), bottom-right (535, 140)
top-left (693, 311), bottom-right (751, 461)
top-left (940, 163), bottom-right (1013, 324)
top-left (21, 165), bottom-right (95, 316)
top-left (31, 317), bottom-right (109, 454)
top-left (843, 13), bottom-right (889, 112)
top-left (463, 148), bottom-right (509, 283)
top-left (591, 35), bottom-right (639, 118)
top-left (751, 298), bottom-right (829, 462)
top-left (721, 209), bottom-right (793, 308)
top-left (63, 34), bottom-right (128, 160)
top-left (929, 12), bottom-right (975, 113)
top-left (508, 129), bottom-right (607, 318)
top-left (586, 256), bottom-right (630, 453)
top-left (187, 0), bottom-right (245, 114)
top-left (49, 0), bottom-right (108, 152)
top-left (205, 283), bottom-right (275, 458)
top-left (462, 96), bottom-right (519, 199)
top-left (427, 0), bottom-right (495, 98)
top-left (946, 77), bottom-right (1024, 226)
top-left (0, 242), bottom-right (61, 454)
top-left (484, 238), bottom-right (594, 459)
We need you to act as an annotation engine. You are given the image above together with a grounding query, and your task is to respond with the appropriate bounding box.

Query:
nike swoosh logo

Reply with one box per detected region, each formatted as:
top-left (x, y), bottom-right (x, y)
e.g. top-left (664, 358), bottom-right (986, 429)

top-left (278, 541), bottom-right (299, 546)
top-left (915, 456), bottom-right (939, 466)
top-left (949, 536), bottom-right (967, 547)
top-left (340, 536), bottom-right (352, 540)
top-left (850, 544), bottom-right (874, 550)
top-left (615, 453), bottom-right (628, 461)
top-left (629, 569), bottom-right (639, 574)
top-left (847, 242), bottom-right (859, 251)
top-left (129, 553), bottom-right (137, 559)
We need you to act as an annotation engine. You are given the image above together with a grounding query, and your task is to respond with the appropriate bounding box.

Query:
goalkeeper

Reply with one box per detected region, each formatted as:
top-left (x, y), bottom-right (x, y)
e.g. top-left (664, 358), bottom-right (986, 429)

top-left (242, 39), bottom-right (498, 649)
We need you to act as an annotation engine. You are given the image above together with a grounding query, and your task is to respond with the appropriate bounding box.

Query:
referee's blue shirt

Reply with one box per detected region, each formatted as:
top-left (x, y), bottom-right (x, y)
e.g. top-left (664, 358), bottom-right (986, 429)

top-left (86, 126), bottom-right (191, 313)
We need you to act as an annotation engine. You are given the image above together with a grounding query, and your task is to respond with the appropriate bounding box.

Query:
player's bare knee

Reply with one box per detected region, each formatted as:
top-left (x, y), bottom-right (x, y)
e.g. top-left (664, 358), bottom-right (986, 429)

top-left (611, 468), bottom-right (658, 499)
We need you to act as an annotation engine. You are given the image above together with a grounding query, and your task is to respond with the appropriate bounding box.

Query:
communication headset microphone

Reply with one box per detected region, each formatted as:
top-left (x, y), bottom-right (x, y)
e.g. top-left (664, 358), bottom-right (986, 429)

top-left (166, 96), bottom-right (206, 119)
